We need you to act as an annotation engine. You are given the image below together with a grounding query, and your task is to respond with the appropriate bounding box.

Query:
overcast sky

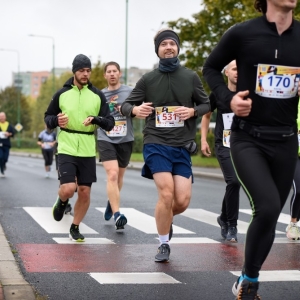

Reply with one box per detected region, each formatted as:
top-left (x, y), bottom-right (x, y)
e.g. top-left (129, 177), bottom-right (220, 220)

top-left (0, 0), bottom-right (202, 90)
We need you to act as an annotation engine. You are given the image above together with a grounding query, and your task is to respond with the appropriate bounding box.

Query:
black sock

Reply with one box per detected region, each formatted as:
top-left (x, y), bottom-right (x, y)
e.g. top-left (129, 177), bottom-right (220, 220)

top-left (70, 223), bottom-right (79, 230)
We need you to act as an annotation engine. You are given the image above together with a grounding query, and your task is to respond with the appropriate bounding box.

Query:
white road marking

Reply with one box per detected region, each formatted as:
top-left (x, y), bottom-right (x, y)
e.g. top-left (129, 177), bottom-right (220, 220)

top-left (53, 237), bottom-right (115, 244)
top-left (23, 207), bottom-right (98, 234)
top-left (182, 208), bottom-right (250, 234)
top-left (231, 270), bottom-right (300, 281)
top-left (239, 209), bottom-right (285, 235)
top-left (89, 272), bottom-right (181, 284)
top-left (96, 207), bottom-right (194, 234)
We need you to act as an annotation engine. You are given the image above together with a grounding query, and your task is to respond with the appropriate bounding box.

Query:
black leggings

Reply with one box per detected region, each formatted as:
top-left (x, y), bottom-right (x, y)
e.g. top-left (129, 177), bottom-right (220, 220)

top-left (215, 144), bottom-right (240, 227)
top-left (230, 129), bottom-right (298, 278)
top-left (290, 157), bottom-right (300, 221)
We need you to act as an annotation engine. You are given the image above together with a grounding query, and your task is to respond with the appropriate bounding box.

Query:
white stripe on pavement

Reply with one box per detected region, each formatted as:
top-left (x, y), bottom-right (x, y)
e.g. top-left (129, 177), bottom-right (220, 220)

top-left (274, 237), bottom-right (300, 244)
top-left (23, 207), bottom-right (98, 234)
top-left (182, 208), bottom-right (250, 234)
top-left (165, 237), bottom-right (220, 244)
top-left (89, 272), bottom-right (181, 284)
top-left (231, 270), bottom-right (300, 281)
top-left (96, 207), bottom-right (195, 234)
top-left (239, 209), bottom-right (285, 234)
top-left (53, 237), bottom-right (115, 244)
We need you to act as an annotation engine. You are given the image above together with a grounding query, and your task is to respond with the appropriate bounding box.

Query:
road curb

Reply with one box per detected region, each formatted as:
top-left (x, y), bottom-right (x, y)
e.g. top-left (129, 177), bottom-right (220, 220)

top-left (0, 224), bottom-right (36, 300)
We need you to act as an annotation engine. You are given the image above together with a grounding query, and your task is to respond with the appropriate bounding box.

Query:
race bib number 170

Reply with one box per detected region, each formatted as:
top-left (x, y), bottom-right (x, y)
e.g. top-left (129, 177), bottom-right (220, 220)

top-left (255, 64), bottom-right (300, 99)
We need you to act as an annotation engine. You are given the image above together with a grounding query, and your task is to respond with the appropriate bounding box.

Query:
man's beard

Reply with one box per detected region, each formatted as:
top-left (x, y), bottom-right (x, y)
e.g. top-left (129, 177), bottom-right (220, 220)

top-left (75, 74), bottom-right (88, 86)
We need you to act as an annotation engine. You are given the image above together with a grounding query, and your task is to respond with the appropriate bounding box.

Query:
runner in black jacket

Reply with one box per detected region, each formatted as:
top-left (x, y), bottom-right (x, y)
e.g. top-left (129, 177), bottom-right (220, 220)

top-left (203, 0), bottom-right (300, 299)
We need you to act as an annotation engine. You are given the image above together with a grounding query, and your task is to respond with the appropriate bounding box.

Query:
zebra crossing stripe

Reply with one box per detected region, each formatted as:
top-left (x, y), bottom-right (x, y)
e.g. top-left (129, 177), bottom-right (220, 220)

top-left (239, 209), bottom-right (285, 234)
top-left (231, 270), bottom-right (300, 282)
top-left (53, 238), bottom-right (115, 244)
top-left (23, 207), bottom-right (98, 234)
top-left (89, 272), bottom-right (181, 284)
top-left (182, 208), bottom-right (250, 234)
top-left (96, 207), bottom-right (195, 234)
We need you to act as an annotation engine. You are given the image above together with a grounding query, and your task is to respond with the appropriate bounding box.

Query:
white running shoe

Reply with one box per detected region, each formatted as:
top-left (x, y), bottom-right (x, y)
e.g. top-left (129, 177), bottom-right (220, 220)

top-left (286, 222), bottom-right (300, 240)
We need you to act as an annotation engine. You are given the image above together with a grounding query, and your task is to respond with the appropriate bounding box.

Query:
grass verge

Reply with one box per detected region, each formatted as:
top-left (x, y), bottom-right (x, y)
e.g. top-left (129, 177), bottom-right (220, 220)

top-left (11, 148), bottom-right (220, 168)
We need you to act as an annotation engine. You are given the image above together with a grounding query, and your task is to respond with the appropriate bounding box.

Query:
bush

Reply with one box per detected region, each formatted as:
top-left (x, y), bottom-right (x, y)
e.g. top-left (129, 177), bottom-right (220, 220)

top-left (11, 132), bottom-right (216, 157)
top-left (11, 137), bottom-right (37, 148)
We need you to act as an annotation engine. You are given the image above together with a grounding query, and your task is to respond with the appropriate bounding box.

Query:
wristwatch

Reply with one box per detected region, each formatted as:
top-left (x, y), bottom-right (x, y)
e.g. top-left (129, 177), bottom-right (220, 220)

top-left (194, 108), bottom-right (198, 117)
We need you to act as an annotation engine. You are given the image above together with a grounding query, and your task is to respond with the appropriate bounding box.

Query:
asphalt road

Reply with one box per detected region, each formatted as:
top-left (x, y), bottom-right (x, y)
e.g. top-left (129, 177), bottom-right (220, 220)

top-left (0, 155), bottom-right (299, 300)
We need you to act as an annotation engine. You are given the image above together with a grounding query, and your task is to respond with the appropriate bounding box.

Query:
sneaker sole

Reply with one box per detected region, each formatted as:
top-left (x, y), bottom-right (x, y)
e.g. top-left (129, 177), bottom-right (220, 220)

top-left (227, 238), bottom-right (238, 243)
top-left (286, 234), bottom-right (300, 240)
top-left (155, 257), bottom-right (170, 263)
top-left (69, 234), bottom-right (85, 242)
top-left (115, 215), bottom-right (127, 230)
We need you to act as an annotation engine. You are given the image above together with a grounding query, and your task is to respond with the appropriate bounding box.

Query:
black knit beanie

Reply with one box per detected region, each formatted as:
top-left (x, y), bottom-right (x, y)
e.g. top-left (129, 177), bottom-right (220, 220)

top-left (154, 29), bottom-right (180, 57)
top-left (72, 54), bottom-right (92, 73)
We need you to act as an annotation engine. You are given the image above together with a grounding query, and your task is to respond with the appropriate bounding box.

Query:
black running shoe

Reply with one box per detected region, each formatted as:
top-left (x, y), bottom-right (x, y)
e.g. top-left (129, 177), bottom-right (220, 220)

top-left (104, 200), bottom-right (113, 221)
top-left (115, 214), bottom-right (127, 230)
top-left (69, 225), bottom-right (85, 242)
top-left (217, 216), bottom-right (228, 239)
top-left (227, 226), bottom-right (238, 242)
top-left (169, 222), bottom-right (173, 241)
top-left (52, 197), bottom-right (69, 221)
top-left (155, 243), bottom-right (170, 262)
top-left (232, 278), bottom-right (261, 299)
top-left (64, 203), bottom-right (72, 215)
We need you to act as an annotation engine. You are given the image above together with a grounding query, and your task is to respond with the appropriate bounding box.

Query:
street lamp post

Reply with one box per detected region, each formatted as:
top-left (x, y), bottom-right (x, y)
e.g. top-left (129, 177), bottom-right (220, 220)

top-left (0, 48), bottom-right (21, 148)
top-left (29, 34), bottom-right (55, 95)
top-left (125, 0), bottom-right (128, 85)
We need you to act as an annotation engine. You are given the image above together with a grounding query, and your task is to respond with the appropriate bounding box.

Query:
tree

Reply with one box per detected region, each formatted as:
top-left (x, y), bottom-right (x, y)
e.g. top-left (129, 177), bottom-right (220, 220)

top-left (90, 60), bottom-right (107, 90)
top-left (168, 0), bottom-right (300, 91)
top-left (0, 86), bottom-right (31, 129)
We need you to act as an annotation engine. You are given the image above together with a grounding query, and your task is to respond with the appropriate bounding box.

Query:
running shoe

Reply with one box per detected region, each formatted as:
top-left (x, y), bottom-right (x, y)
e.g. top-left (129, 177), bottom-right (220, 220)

top-left (155, 244), bottom-right (170, 262)
top-left (169, 222), bottom-right (173, 241)
top-left (104, 200), bottom-right (113, 221)
top-left (115, 214), bottom-right (127, 230)
top-left (217, 215), bottom-right (228, 239)
top-left (52, 197), bottom-right (68, 221)
top-left (69, 226), bottom-right (85, 242)
top-left (64, 203), bottom-right (72, 215)
top-left (232, 278), bottom-right (261, 299)
top-left (286, 222), bottom-right (300, 240)
top-left (227, 226), bottom-right (238, 243)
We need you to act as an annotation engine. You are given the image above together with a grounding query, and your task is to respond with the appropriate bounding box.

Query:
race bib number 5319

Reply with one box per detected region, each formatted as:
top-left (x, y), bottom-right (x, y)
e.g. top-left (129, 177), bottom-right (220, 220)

top-left (155, 106), bottom-right (184, 127)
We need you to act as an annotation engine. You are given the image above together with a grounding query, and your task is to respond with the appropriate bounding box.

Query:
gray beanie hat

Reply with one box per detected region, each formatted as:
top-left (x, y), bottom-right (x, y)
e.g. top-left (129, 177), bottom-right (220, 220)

top-left (72, 54), bottom-right (92, 73)
top-left (154, 29), bottom-right (180, 57)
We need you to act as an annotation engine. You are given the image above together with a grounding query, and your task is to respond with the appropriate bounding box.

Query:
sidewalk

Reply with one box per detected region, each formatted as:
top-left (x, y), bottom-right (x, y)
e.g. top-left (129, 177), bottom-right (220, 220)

top-left (0, 152), bottom-right (223, 300)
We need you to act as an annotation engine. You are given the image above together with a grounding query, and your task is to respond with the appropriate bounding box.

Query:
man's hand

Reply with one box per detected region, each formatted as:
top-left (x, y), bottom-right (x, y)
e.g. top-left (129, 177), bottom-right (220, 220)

top-left (201, 140), bottom-right (211, 157)
top-left (82, 116), bottom-right (94, 126)
top-left (57, 113), bottom-right (69, 128)
top-left (132, 102), bottom-right (154, 118)
top-left (174, 106), bottom-right (194, 120)
top-left (230, 90), bottom-right (252, 117)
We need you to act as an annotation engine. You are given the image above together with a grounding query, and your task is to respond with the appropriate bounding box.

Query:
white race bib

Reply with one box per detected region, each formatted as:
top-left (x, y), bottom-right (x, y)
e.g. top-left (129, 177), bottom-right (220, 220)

top-left (106, 120), bottom-right (127, 137)
top-left (0, 132), bottom-right (7, 139)
top-left (255, 64), bottom-right (300, 99)
top-left (155, 106), bottom-right (184, 128)
top-left (222, 113), bottom-right (234, 130)
top-left (223, 130), bottom-right (231, 148)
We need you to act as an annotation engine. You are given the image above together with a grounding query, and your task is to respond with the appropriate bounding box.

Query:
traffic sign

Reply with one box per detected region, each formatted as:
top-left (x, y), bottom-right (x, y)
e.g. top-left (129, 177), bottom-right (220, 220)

top-left (15, 123), bottom-right (23, 132)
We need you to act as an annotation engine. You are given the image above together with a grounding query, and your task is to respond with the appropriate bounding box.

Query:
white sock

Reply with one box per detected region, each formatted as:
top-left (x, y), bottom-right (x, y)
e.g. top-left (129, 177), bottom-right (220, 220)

top-left (158, 234), bottom-right (169, 245)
